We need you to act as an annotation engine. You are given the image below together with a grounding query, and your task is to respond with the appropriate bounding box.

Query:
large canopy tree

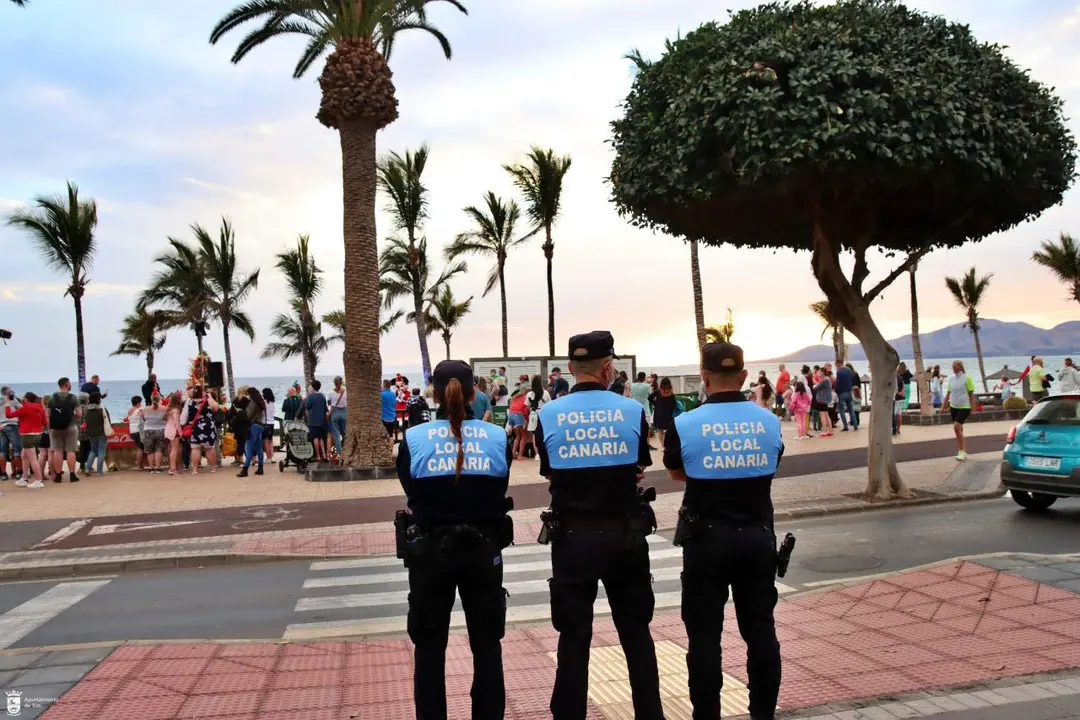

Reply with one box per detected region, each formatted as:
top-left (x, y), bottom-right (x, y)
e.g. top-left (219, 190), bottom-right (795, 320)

top-left (195, 219), bottom-right (260, 399)
top-left (6, 181), bottom-right (98, 386)
top-left (609, 0), bottom-right (1076, 499)
top-left (446, 191), bottom-right (534, 356)
top-left (210, 0), bottom-right (466, 468)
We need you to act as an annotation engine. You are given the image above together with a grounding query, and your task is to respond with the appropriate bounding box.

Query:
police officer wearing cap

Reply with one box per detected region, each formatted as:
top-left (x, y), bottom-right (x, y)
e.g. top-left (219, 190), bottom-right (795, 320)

top-left (535, 331), bottom-right (664, 720)
top-left (396, 359), bottom-right (514, 719)
top-left (664, 343), bottom-right (783, 720)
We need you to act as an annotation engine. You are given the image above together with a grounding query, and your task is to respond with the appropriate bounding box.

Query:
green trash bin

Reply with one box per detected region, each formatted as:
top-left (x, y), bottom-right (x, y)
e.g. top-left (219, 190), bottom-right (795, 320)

top-left (491, 406), bottom-right (508, 428)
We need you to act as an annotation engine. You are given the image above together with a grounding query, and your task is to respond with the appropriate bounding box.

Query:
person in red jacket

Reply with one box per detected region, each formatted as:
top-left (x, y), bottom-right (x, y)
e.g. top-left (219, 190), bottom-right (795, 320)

top-left (5, 392), bottom-right (46, 487)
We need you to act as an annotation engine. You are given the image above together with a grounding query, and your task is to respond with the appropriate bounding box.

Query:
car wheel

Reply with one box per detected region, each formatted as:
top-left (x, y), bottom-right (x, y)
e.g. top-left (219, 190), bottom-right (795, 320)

top-left (1010, 490), bottom-right (1058, 511)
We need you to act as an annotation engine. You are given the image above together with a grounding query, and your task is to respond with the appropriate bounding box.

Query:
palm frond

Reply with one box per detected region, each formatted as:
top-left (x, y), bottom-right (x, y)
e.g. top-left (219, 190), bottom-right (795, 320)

top-left (944, 267), bottom-right (993, 333)
top-left (1033, 232), bottom-right (1080, 301)
top-left (5, 180), bottom-right (97, 288)
top-left (503, 147), bottom-right (572, 232)
top-left (275, 233), bottom-right (323, 303)
top-left (377, 145), bottom-right (430, 235)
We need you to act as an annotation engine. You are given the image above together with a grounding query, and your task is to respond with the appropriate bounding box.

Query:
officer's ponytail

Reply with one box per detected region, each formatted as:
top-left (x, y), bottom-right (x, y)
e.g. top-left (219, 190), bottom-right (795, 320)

top-left (444, 378), bottom-right (467, 481)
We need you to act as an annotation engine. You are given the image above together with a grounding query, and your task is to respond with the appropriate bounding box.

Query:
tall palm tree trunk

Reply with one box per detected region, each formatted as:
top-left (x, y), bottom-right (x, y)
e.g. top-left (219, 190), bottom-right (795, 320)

top-left (72, 289), bottom-right (87, 387)
top-left (146, 350), bottom-right (155, 377)
top-left (222, 320), bottom-right (237, 399)
top-left (339, 120), bottom-right (393, 468)
top-left (909, 266), bottom-right (931, 415)
top-left (831, 328), bottom-right (846, 366)
top-left (544, 228), bottom-right (555, 357)
top-left (973, 327), bottom-right (989, 393)
top-left (195, 331), bottom-right (205, 355)
top-left (690, 240), bottom-right (706, 350)
top-left (444, 333), bottom-right (451, 361)
top-left (411, 282), bottom-right (433, 385)
top-left (498, 263), bottom-right (509, 357)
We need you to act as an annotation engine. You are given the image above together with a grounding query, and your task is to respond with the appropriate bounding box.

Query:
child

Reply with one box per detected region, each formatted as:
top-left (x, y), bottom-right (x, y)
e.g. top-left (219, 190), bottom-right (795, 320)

top-left (5, 392), bottom-right (46, 487)
top-left (649, 377), bottom-right (681, 447)
top-left (788, 381), bottom-right (813, 440)
top-left (851, 384), bottom-right (863, 429)
top-left (84, 392), bottom-right (112, 476)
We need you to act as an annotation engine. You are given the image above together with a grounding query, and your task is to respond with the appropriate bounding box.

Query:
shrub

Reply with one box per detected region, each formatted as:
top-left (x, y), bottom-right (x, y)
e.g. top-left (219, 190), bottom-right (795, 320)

top-left (1003, 396), bottom-right (1029, 411)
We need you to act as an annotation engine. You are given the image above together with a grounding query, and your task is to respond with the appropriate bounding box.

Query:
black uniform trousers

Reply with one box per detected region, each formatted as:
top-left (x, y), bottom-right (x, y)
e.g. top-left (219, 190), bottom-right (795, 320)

top-left (407, 532), bottom-right (507, 720)
top-left (549, 521), bottom-right (664, 719)
top-left (681, 523), bottom-right (781, 720)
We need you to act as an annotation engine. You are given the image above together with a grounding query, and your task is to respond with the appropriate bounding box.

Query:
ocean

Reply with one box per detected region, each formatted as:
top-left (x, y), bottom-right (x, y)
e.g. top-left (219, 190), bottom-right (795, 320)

top-left (6, 354), bottom-right (1064, 420)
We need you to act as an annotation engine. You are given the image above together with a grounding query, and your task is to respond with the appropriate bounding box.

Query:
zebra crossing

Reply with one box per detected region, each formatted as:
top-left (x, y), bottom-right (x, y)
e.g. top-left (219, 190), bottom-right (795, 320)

top-left (283, 535), bottom-right (797, 641)
top-left (0, 577), bottom-right (113, 650)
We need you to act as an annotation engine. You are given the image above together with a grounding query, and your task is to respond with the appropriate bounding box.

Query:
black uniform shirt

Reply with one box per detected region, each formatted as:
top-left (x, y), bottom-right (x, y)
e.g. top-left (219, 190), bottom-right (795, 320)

top-left (663, 391), bottom-right (784, 526)
top-left (396, 408), bottom-right (513, 531)
top-left (536, 382), bottom-right (652, 517)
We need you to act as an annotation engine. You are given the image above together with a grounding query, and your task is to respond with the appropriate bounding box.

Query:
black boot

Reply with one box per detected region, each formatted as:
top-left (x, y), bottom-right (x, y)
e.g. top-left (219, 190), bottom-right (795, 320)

top-left (254, 465), bottom-right (264, 476)
top-left (237, 466), bottom-right (249, 478)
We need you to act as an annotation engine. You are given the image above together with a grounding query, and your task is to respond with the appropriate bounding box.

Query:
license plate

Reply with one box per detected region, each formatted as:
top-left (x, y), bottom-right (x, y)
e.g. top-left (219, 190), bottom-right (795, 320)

top-left (1024, 456), bottom-right (1062, 471)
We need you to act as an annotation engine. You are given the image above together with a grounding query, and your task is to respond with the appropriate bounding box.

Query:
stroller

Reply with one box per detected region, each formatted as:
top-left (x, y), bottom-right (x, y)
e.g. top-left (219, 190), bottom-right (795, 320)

top-left (279, 419), bottom-right (315, 473)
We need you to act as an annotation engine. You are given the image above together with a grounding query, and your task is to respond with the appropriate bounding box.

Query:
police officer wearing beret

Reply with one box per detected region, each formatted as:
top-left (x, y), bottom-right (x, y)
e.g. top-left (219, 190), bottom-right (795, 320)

top-left (396, 360), bottom-right (514, 719)
top-left (664, 343), bottom-right (783, 720)
top-left (535, 331), bottom-right (664, 719)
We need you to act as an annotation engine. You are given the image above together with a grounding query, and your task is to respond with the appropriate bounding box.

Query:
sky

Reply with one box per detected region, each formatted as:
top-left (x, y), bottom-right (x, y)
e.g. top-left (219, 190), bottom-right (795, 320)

top-left (1, 0), bottom-right (1079, 383)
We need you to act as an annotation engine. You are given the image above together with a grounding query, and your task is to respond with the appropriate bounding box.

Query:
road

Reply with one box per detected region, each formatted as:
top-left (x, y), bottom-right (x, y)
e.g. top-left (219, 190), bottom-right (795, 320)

top-left (3, 434), bottom-right (1006, 552)
top-left (3, 494), bottom-right (1080, 650)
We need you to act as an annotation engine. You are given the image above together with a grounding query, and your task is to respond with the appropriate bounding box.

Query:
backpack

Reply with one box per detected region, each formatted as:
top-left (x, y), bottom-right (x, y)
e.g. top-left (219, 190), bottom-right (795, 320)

top-left (49, 393), bottom-right (74, 430)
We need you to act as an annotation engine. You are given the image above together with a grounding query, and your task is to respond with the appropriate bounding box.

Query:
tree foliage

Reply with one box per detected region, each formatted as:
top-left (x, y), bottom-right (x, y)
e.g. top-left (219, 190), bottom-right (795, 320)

top-left (1032, 232), bottom-right (1080, 304)
top-left (703, 308), bottom-right (735, 344)
top-left (609, 0), bottom-right (1076, 261)
top-left (945, 267), bottom-right (992, 334)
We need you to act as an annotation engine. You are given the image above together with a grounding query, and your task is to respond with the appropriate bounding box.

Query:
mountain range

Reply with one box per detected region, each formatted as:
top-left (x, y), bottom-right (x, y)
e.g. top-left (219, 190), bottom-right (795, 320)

top-left (761, 320), bottom-right (1080, 363)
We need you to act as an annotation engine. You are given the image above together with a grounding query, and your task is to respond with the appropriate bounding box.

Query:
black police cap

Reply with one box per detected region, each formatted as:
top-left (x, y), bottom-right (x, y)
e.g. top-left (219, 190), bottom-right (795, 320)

top-left (702, 342), bottom-right (744, 373)
top-left (568, 331), bottom-right (618, 361)
top-left (432, 360), bottom-right (473, 392)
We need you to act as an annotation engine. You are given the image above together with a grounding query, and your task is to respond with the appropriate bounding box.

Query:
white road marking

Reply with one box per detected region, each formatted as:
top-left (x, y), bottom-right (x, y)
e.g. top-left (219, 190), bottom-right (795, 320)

top-left (31, 519), bottom-right (90, 549)
top-left (88, 520), bottom-right (210, 536)
top-left (0, 579), bottom-right (111, 649)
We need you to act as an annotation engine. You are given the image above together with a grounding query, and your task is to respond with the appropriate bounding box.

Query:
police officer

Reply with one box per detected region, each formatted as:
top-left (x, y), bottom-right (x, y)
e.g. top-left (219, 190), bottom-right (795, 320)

top-left (535, 331), bottom-right (664, 720)
top-left (396, 359), bottom-right (514, 719)
top-left (664, 343), bottom-right (783, 720)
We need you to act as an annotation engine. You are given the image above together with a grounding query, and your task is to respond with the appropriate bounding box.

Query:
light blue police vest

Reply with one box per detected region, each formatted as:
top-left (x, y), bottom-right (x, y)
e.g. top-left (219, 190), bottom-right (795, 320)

top-left (674, 402), bottom-right (783, 480)
top-left (538, 391), bottom-right (643, 470)
top-left (407, 419), bottom-right (509, 480)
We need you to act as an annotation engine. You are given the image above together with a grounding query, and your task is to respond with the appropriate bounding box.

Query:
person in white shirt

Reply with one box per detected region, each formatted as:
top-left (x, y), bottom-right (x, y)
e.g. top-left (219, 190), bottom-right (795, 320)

top-left (943, 360), bottom-right (976, 461)
top-left (126, 396), bottom-right (146, 471)
top-left (328, 376), bottom-right (348, 457)
top-left (1058, 358), bottom-right (1080, 395)
top-left (261, 388), bottom-right (276, 461)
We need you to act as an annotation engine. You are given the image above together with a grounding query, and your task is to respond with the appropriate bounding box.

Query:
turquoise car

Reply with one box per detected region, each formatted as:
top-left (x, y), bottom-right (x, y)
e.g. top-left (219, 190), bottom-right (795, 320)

top-left (1001, 394), bottom-right (1080, 510)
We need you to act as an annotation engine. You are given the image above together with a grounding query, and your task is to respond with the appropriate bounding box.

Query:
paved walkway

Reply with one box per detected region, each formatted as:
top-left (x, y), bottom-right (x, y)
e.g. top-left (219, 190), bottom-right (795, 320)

top-left (4, 552), bottom-right (1080, 719)
top-left (0, 452), bottom-right (1005, 579)
top-left (0, 420), bottom-right (1012, 524)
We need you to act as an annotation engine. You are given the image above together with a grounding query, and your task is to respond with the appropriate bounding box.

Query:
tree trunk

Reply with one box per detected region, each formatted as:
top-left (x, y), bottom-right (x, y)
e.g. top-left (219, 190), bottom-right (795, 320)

top-left (810, 220), bottom-right (910, 500)
top-left (444, 332), bottom-right (451, 361)
top-left (973, 328), bottom-right (988, 393)
top-left (338, 120), bottom-right (393, 468)
top-left (146, 350), bottom-right (154, 377)
top-left (410, 245), bottom-right (433, 385)
top-left (309, 347), bottom-right (319, 388)
top-left (498, 262), bottom-right (509, 357)
top-left (222, 320), bottom-right (237, 400)
top-left (72, 288), bottom-right (87, 387)
top-left (195, 329), bottom-right (204, 355)
top-left (690, 239), bottom-right (706, 350)
top-left (544, 229), bottom-right (555, 357)
top-left (910, 266), bottom-right (931, 416)
top-left (831, 329), bottom-right (845, 366)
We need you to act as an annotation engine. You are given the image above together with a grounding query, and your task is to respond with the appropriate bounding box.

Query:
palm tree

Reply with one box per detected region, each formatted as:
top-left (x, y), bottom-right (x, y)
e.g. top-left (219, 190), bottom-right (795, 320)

top-left (703, 308), bottom-right (735, 344)
top-left (1033, 232), bottom-right (1080, 305)
top-left (421, 287), bottom-right (472, 360)
top-left (380, 236), bottom-right (465, 351)
top-left (194, 219), bottom-right (259, 399)
top-left (810, 300), bottom-right (847, 365)
top-left (504, 147), bottom-right (572, 356)
top-left (9, 0), bottom-right (29, 6)
top-left (138, 238), bottom-right (213, 353)
top-left (945, 268), bottom-right (993, 392)
top-left (6, 181), bottom-right (98, 385)
top-left (265, 234), bottom-right (324, 387)
top-left (446, 192), bottom-right (535, 356)
top-left (690, 240), bottom-right (707, 349)
top-left (377, 145), bottom-right (439, 383)
top-left (111, 307), bottom-right (168, 377)
top-left (210, 0), bottom-right (466, 468)
top-left (909, 263), bottom-right (932, 415)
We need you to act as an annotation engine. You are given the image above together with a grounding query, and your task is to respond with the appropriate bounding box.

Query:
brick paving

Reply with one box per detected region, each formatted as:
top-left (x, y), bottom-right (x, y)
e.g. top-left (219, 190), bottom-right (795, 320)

top-left (0, 558), bottom-right (1073, 718)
